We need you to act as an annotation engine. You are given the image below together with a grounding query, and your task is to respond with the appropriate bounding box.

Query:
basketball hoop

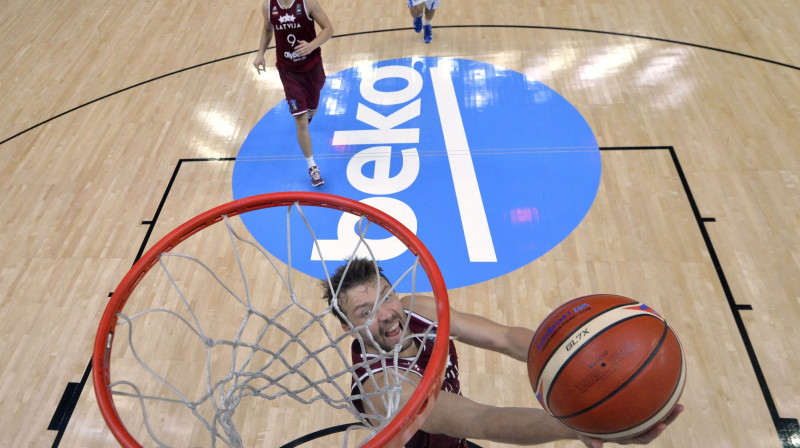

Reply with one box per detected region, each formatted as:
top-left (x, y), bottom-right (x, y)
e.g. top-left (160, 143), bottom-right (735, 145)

top-left (93, 192), bottom-right (450, 447)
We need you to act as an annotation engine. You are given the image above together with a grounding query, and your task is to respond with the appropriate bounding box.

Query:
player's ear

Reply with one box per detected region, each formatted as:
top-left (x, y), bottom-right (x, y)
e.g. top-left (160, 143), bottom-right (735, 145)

top-left (341, 321), bottom-right (350, 333)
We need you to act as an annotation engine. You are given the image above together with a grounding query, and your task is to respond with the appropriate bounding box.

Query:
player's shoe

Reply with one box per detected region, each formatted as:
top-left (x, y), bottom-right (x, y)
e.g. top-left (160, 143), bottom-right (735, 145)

top-left (423, 24), bottom-right (433, 43)
top-left (309, 166), bottom-right (324, 187)
top-left (413, 16), bottom-right (422, 33)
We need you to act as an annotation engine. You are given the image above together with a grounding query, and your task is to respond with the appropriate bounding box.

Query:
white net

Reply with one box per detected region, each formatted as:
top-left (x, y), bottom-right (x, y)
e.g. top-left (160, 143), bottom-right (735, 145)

top-left (99, 198), bottom-right (446, 448)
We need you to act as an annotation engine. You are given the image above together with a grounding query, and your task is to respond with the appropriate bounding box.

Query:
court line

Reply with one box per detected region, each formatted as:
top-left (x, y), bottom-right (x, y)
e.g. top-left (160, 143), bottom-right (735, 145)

top-left (602, 146), bottom-right (799, 448)
top-left (3, 25), bottom-right (798, 147)
top-left (52, 149), bottom-right (800, 447)
top-left (47, 158), bottom-right (235, 448)
top-left (20, 22), bottom-right (795, 445)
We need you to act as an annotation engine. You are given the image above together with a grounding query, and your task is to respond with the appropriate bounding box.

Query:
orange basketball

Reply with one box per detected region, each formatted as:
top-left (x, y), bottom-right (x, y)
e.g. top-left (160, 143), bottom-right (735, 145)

top-left (527, 294), bottom-right (685, 440)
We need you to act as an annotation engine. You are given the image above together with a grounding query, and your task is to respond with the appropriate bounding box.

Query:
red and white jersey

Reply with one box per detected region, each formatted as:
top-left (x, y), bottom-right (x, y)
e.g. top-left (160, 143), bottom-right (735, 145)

top-left (269, 0), bottom-right (321, 71)
top-left (350, 311), bottom-right (468, 448)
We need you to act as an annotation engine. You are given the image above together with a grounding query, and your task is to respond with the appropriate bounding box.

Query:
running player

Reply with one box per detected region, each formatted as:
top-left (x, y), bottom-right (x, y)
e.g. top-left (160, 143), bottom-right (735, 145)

top-left (253, 0), bottom-right (333, 187)
top-left (407, 0), bottom-right (440, 43)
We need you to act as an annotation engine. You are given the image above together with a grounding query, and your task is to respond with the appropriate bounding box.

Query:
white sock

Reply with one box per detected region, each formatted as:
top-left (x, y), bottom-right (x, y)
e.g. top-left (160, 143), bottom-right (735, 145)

top-left (423, 17), bottom-right (431, 26)
top-left (306, 156), bottom-right (317, 168)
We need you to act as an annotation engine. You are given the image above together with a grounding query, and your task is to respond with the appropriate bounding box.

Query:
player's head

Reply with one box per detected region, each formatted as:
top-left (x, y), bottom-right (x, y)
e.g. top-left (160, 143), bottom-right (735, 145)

top-left (321, 257), bottom-right (410, 352)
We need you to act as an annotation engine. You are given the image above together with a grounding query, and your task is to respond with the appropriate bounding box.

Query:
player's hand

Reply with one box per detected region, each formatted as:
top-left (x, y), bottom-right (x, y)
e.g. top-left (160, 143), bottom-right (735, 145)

top-left (294, 40), bottom-right (314, 56)
top-left (253, 55), bottom-right (266, 74)
top-left (577, 404), bottom-right (684, 448)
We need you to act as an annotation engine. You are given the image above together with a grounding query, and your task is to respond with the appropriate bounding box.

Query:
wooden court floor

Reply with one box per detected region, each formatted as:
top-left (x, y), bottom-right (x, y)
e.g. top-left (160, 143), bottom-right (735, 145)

top-left (1, 1), bottom-right (799, 447)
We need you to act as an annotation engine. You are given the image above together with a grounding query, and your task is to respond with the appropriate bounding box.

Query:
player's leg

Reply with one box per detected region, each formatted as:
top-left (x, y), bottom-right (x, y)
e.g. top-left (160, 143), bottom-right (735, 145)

top-left (303, 62), bottom-right (327, 186)
top-left (424, 6), bottom-right (437, 20)
top-left (292, 113), bottom-right (312, 159)
top-left (408, 1), bottom-right (424, 33)
top-left (291, 112), bottom-right (323, 186)
top-left (305, 61), bottom-right (326, 128)
top-left (278, 66), bottom-right (324, 186)
top-left (292, 113), bottom-right (323, 186)
top-left (422, 0), bottom-right (440, 43)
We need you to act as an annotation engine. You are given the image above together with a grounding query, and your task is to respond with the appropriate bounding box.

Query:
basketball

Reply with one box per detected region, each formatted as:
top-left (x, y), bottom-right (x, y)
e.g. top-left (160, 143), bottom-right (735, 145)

top-left (527, 294), bottom-right (685, 440)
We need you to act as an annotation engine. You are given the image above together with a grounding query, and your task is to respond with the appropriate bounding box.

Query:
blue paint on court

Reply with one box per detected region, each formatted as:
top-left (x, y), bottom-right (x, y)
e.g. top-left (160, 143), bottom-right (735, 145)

top-left (233, 57), bottom-right (600, 290)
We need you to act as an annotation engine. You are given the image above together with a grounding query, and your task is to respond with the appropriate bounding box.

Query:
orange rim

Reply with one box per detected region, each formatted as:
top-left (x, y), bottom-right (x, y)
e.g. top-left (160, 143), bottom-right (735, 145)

top-left (92, 192), bottom-right (450, 448)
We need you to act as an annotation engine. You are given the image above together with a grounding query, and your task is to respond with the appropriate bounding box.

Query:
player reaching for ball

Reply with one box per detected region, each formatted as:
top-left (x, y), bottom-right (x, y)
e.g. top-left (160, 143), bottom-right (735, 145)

top-left (321, 257), bottom-right (683, 448)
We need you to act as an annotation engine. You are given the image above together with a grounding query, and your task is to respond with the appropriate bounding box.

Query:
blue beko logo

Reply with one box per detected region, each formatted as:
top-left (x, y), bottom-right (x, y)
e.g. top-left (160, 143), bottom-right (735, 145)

top-left (233, 57), bottom-right (601, 290)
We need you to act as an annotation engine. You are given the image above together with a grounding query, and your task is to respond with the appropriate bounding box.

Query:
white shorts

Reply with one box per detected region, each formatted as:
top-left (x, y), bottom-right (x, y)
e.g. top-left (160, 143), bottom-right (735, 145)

top-left (407, 0), bottom-right (440, 9)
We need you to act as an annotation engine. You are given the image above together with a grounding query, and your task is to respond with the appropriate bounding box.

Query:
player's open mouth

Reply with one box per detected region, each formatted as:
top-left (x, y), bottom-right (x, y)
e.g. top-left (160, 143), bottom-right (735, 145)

top-left (384, 322), bottom-right (402, 340)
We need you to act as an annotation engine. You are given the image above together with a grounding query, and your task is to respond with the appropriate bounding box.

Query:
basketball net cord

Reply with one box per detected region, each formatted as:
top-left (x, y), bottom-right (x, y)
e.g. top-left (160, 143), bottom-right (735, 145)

top-left (107, 202), bottom-right (439, 448)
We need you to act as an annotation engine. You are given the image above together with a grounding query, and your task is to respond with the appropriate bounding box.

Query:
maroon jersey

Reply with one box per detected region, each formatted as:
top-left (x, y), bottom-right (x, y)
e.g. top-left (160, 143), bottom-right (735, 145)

top-left (269, 0), bottom-right (322, 72)
top-left (351, 312), bottom-right (468, 448)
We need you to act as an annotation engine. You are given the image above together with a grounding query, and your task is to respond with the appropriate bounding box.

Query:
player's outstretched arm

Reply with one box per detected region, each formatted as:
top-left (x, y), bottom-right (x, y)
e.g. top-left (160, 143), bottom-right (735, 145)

top-left (422, 389), bottom-right (582, 445)
top-left (361, 370), bottom-right (581, 445)
top-left (392, 296), bottom-right (684, 445)
top-left (253, 1), bottom-right (274, 73)
top-left (401, 295), bottom-right (535, 361)
top-left (364, 374), bottom-right (683, 447)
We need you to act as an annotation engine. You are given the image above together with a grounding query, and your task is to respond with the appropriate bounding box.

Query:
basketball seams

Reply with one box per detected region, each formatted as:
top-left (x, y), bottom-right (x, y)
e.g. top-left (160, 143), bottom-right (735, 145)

top-left (533, 300), bottom-right (635, 387)
top-left (536, 305), bottom-right (666, 414)
top-left (554, 321), bottom-right (669, 420)
top-left (531, 299), bottom-right (631, 358)
top-left (573, 328), bottom-right (686, 440)
top-left (540, 315), bottom-right (641, 414)
top-left (528, 296), bottom-right (685, 440)
top-left (534, 301), bottom-right (636, 414)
